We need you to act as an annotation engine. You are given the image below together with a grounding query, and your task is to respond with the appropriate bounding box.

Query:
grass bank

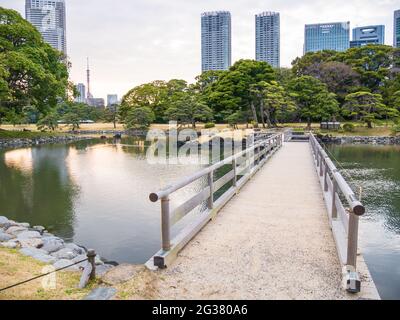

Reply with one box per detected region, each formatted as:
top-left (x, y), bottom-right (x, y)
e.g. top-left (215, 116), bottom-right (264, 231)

top-left (0, 248), bottom-right (96, 300)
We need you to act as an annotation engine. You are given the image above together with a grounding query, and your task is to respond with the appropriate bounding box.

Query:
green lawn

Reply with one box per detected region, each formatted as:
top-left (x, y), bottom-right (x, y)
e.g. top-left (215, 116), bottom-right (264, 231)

top-left (0, 129), bottom-right (64, 140)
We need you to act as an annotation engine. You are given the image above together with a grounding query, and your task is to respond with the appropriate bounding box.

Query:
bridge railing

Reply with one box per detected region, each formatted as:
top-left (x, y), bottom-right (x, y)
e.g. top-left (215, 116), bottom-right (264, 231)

top-left (149, 133), bottom-right (283, 268)
top-left (309, 133), bottom-right (365, 293)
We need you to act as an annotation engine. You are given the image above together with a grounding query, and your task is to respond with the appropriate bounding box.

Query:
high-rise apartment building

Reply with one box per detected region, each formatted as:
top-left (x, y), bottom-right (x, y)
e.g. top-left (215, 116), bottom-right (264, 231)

top-left (350, 25), bottom-right (385, 48)
top-left (201, 11), bottom-right (231, 72)
top-left (304, 22), bottom-right (350, 53)
top-left (75, 83), bottom-right (86, 103)
top-left (395, 10), bottom-right (400, 48)
top-left (255, 12), bottom-right (280, 68)
top-left (25, 0), bottom-right (67, 55)
top-left (107, 95), bottom-right (119, 107)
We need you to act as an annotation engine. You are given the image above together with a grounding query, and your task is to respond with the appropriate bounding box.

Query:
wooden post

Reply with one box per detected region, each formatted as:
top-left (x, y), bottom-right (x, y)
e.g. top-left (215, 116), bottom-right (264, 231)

top-left (320, 156), bottom-right (324, 176)
top-left (331, 178), bottom-right (338, 219)
top-left (233, 158), bottom-right (237, 187)
top-left (161, 197), bottom-right (171, 251)
top-left (208, 171), bottom-right (214, 209)
top-left (324, 160), bottom-right (329, 191)
top-left (347, 213), bottom-right (359, 268)
top-left (87, 249), bottom-right (96, 280)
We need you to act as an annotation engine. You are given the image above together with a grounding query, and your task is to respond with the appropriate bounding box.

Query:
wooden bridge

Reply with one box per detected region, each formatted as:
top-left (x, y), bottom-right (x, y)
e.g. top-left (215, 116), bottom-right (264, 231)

top-left (147, 131), bottom-right (380, 300)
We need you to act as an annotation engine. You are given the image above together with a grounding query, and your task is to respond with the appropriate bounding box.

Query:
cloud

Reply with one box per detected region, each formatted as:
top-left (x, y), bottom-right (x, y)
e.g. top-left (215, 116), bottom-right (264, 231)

top-left (1, 0), bottom-right (398, 99)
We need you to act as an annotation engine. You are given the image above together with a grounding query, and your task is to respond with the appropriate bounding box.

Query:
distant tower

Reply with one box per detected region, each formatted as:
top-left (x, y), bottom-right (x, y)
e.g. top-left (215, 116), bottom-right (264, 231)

top-left (256, 12), bottom-right (280, 68)
top-left (25, 0), bottom-right (67, 55)
top-left (201, 11), bottom-right (232, 72)
top-left (86, 57), bottom-right (93, 99)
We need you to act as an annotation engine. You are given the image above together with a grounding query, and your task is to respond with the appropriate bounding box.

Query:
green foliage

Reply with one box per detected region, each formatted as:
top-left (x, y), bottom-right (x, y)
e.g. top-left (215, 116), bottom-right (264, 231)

top-left (288, 76), bottom-right (339, 126)
top-left (343, 91), bottom-right (396, 128)
top-left (164, 90), bottom-right (213, 128)
top-left (392, 124), bottom-right (400, 134)
top-left (204, 122), bottom-right (215, 129)
top-left (0, 7), bottom-right (69, 121)
top-left (37, 110), bottom-right (59, 131)
top-left (343, 123), bottom-right (355, 132)
top-left (204, 59), bottom-right (275, 123)
top-left (124, 106), bottom-right (155, 130)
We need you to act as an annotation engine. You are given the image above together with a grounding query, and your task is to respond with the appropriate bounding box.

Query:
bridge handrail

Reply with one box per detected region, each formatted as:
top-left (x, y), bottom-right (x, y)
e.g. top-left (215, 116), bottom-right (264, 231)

top-left (309, 133), bottom-right (365, 292)
top-left (148, 132), bottom-right (284, 268)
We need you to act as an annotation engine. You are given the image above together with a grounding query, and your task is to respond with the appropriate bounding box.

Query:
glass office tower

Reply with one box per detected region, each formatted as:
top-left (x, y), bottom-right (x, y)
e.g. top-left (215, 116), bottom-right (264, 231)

top-left (304, 22), bottom-right (350, 53)
top-left (395, 10), bottom-right (400, 48)
top-left (350, 25), bottom-right (385, 48)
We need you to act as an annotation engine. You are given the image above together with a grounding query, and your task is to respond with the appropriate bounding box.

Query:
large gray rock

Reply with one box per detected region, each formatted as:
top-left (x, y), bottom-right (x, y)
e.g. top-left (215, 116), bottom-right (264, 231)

top-left (72, 254), bottom-right (89, 268)
top-left (41, 237), bottom-right (64, 253)
top-left (18, 238), bottom-right (44, 248)
top-left (17, 230), bottom-right (41, 240)
top-left (51, 248), bottom-right (77, 260)
top-left (0, 240), bottom-right (18, 249)
top-left (20, 247), bottom-right (49, 257)
top-left (95, 264), bottom-right (114, 277)
top-left (32, 226), bottom-right (46, 234)
top-left (84, 287), bottom-right (117, 300)
top-left (32, 253), bottom-right (57, 264)
top-left (0, 216), bottom-right (9, 227)
top-left (18, 222), bottom-right (30, 228)
top-left (0, 232), bottom-right (14, 242)
top-left (6, 226), bottom-right (27, 236)
top-left (65, 243), bottom-right (86, 255)
top-left (53, 259), bottom-right (80, 271)
top-left (101, 264), bottom-right (144, 285)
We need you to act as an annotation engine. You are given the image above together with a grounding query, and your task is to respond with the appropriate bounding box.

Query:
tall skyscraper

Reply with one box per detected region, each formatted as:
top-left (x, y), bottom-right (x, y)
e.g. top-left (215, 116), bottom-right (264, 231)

top-left (107, 95), bottom-right (118, 107)
top-left (350, 25), bottom-right (385, 48)
top-left (25, 0), bottom-right (67, 55)
top-left (255, 12), bottom-right (280, 68)
top-left (75, 83), bottom-right (86, 103)
top-left (395, 10), bottom-right (400, 48)
top-left (201, 11), bottom-right (231, 72)
top-left (304, 22), bottom-right (350, 53)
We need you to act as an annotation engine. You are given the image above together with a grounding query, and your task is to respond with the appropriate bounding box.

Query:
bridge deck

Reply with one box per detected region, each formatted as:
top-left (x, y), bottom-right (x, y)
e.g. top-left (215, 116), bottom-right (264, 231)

top-left (155, 142), bottom-right (378, 300)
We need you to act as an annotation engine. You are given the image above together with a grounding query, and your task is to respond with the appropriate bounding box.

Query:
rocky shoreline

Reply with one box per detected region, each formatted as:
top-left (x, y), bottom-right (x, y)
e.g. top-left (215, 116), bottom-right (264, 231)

top-left (317, 135), bottom-right (400, 145)
top-left (0, 135), bottom-right (94, 149)
top-left (0, 216), bottom-right (116, 277)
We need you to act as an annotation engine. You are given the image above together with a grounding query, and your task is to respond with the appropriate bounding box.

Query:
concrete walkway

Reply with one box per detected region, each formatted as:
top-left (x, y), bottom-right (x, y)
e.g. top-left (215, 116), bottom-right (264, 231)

top-left (154, 142), bottom-right (377, 300)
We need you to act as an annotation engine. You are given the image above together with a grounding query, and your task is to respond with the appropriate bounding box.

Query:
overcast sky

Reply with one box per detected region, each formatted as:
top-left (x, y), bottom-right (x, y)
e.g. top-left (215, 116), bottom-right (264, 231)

top-left (1, 0), bottom-right (399, 100)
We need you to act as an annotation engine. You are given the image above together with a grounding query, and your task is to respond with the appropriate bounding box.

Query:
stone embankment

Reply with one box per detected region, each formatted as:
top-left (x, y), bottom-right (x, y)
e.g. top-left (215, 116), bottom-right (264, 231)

top-left (0, 216), bottom-right (115, 277)
top-left (0, 136), bottom-right (93, 149)
top-left (319, 135), bottom-right (400, 145)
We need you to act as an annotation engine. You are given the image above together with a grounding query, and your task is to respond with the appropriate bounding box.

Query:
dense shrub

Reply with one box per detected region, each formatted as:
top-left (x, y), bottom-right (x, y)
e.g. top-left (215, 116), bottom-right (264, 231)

top-left (343, 123), bottom-right (355, 132)
top-left (204, 122), bottom-right (216, 129)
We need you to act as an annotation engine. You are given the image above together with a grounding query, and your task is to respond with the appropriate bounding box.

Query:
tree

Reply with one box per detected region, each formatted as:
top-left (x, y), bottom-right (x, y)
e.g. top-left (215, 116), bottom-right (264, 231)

top-left (297, 61), bottom-right (360, 103)
top-left (292, 50), bottom-right (337, 76)
top-left (225, 111), bottom-right (243, 129)
top-left (0, 8), bottom-right (69, 119)
top-left (343, 91), bottom-right (398, 128)
top-left (124, 106), bottom-right (155, 130)
top-left (288, 76), bottom-right (339, 128)
top-left (37, 111), bottom-right (59, 131)
top-left (204, 59), bottom-right (275, 123)
top-left (164, 90), bottom-right (213, 128)
top-left (335, 45), bottom-right (400, 94)
top-left (103, 105), bottom-right (119, 129)
top-left (120, 79), bottom-right (188, 123)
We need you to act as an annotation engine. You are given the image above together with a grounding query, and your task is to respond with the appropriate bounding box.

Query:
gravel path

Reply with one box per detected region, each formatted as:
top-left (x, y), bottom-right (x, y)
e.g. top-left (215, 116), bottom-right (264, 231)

top-left (155, 142), bottom-right (371, 300)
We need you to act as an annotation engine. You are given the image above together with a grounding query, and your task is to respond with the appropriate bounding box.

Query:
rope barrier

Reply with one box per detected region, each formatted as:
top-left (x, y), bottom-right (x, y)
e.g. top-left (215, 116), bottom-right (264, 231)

top-left (0, 258), bottom-right (88, 293)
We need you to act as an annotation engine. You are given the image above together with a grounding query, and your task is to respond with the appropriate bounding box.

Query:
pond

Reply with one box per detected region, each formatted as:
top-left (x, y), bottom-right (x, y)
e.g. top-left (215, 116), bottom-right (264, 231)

top-left (327, 144), bottom-right (400, 300)
top-left (0, 138), bottom-right (216, 264)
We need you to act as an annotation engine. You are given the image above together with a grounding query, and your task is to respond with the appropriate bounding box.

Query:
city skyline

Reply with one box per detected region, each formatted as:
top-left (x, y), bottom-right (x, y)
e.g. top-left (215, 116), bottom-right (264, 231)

top-left (1, 0), bottom-right (399, 100)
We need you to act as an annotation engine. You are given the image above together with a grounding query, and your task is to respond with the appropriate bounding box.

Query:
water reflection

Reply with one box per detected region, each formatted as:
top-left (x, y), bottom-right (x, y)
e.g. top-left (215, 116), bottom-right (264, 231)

top-left (327, 144), bottom-right (400, 300)
top-left (0, 138), bottom-right (207, 263)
